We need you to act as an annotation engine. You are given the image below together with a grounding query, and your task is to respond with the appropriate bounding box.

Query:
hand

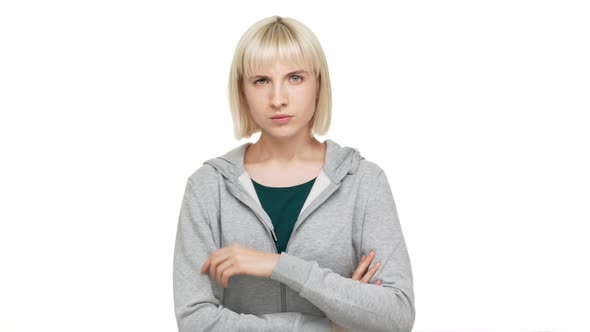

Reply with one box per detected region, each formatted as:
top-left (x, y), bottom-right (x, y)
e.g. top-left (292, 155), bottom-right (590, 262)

top-left (331, 251), bottom-right (382, 332)
top-left (200, 243), bottom-right (280, 288)
top-left (351, 250), bottom-right (383, 285)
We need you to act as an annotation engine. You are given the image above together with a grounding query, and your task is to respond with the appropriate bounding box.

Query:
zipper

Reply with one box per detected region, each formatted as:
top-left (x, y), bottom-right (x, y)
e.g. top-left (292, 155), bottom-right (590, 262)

top-left (225, 180), bottom-right (286, 311)
top-left (280, 181), bottom-right (341, 314)
top-left (281, 283), bottom-right (286, 312)
top-left (226, 177), bottom-right (342, 313)
top-left (226, 180), bottom-right (278, 241)
top-left (284, 182), bottom-right (341, 254)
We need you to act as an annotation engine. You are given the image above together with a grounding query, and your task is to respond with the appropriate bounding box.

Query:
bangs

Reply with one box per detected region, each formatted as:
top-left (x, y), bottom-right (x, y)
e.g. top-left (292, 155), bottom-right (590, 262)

top-left (241, 22), bottom-right (318, 80)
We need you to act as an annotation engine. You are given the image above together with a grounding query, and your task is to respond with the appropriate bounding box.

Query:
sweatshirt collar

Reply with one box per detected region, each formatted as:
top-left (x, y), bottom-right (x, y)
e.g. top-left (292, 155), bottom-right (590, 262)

top-left (203, 139), bottom-right (364, 185)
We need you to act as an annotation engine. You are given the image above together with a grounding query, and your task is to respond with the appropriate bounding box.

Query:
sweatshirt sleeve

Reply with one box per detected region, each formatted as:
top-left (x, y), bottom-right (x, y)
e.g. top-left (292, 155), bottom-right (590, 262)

top-left (173, 177), bottom-right (333, 332)
top-left (270, 169), bottom-right (416, 332)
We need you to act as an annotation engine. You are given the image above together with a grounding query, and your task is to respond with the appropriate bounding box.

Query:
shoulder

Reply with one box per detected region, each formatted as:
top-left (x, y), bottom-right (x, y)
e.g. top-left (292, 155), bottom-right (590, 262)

top-left (352, 158), bottom-right (393, 196)
top-left (331, 139), bottom-right (385, 179)
top-left (357, 158), bottom-right (386, 179)
top-left (185, 163), bottom-right (221, 192)
top-left (187, 163), bottom-right (217, 181)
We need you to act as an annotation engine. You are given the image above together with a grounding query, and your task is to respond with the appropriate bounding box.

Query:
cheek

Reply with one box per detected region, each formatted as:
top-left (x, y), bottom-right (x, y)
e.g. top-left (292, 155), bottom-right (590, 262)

top-left (301, 87), bottom-right (318, 109)
top-left (244, 90), bottom-right (265, 109)
top-left (292, 85), bottom-right (317, 102)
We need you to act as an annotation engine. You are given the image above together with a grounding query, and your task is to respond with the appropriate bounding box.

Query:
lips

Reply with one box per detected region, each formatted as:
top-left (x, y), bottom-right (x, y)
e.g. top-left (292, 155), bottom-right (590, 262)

top-left (271, 115), bottom-right (292, 119)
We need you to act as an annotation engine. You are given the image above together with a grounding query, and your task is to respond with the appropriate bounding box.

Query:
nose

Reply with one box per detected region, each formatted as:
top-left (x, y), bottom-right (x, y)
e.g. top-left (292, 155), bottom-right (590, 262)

top-left (270, 83), bottom-right (288, 109)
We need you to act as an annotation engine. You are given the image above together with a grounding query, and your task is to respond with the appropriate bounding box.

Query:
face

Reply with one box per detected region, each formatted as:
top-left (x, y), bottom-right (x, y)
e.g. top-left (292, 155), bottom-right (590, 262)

top-left (242, 60), bottom-right (319, 140)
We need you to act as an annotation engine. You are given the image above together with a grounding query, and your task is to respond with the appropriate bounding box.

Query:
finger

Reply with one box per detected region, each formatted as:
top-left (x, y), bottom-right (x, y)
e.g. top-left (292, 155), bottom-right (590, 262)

top-left (360, 261), bottom-right (381, 283)
top-left (208, 252), bottom-right (228, 282)
top-left (363, 251), bottom-right (375, 266)
top-left (355, 251), bottom-right (375, 280)
top-left (220, 265), bottom-right (238, 288)
top-left (215, 259), bottom-right (234, 286)
top-left (200, 257), bottom-right (209, 273)
top-left (352, 251), bottom-right (375, 281)
top-left (352, 256), bottom-right (367, 280)
top-left (376, 279), bottom-right (382, 286)
top-left (351, 251), bottom-right (375, 280)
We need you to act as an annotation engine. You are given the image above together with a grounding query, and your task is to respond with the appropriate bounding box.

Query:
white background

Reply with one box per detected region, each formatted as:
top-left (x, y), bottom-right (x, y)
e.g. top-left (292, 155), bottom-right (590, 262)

top-left (1, 1), bottom-right (589, 331)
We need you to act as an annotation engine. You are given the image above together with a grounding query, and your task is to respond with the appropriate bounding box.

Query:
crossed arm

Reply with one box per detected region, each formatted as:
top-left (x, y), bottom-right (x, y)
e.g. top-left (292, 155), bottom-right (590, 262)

top-left (173, 170), bottom-right (415, 331)
top-left (173, 176), bottom-right (333, 331)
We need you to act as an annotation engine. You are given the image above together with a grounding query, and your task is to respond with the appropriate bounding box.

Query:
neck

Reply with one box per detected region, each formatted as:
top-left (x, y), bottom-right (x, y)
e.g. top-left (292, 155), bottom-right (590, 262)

top-left (248, 130), bottom-right (322, 165)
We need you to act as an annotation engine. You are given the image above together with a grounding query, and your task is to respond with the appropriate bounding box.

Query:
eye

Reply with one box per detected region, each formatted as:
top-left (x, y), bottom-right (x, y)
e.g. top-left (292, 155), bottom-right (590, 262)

top-left (291, 75), bottom-right (303, 83)
top-left (254, 78), bottom-right (267, 85)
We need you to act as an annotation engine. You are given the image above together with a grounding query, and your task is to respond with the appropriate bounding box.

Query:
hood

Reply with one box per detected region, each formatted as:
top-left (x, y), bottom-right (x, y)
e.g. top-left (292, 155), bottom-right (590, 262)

top-left (202, 139), bottom-right (365, 185)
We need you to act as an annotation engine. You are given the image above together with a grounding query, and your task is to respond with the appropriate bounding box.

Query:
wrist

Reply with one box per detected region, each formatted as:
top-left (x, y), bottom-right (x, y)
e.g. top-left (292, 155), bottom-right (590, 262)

top-left (267, 253), bottom-right (281, 277)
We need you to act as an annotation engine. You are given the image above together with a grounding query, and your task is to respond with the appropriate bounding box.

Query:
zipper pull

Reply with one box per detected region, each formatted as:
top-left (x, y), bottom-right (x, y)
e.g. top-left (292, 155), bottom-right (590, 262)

top-left (271, 229), bottom-right (277, 242)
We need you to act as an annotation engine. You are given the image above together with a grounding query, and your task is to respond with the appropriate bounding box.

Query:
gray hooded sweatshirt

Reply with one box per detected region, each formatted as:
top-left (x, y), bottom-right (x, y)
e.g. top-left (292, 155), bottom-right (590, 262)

top-left (173, 139), bottom-right (415, 332)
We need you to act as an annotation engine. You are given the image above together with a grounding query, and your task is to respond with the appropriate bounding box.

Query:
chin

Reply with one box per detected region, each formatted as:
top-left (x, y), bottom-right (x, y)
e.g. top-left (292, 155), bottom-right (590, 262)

top-left (262, 126), bottom-right (302, 138)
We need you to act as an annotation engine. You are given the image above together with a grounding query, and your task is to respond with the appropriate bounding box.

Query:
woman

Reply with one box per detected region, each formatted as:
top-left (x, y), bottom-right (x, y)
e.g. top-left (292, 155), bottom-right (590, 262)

top-left (173, 15), bottom-right (415, 332)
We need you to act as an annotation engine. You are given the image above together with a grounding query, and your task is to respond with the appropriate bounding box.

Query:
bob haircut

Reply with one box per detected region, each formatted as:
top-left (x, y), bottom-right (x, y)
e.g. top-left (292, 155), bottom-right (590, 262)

top-left (228, 15), bottom-right (332, 140)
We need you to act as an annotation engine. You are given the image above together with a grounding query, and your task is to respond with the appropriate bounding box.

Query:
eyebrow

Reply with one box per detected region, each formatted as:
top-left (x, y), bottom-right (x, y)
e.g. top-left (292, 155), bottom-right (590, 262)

top-left (248, 70), bottom-right (309, 80)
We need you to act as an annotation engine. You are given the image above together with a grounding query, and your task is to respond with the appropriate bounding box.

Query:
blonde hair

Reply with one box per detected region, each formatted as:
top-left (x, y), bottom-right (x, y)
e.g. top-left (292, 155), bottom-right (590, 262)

top-left (227, 15), bottom-right (332, 140)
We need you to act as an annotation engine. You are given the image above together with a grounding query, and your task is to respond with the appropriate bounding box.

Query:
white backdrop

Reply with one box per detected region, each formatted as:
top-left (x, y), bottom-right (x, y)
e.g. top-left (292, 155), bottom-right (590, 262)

top-left (1, 1), bottom-right (588, 331)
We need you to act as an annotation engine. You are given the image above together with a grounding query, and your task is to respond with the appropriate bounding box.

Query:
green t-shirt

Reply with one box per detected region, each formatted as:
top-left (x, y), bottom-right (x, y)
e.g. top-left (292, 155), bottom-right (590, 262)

top-left (251, 177), bottom-right (317, 253)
